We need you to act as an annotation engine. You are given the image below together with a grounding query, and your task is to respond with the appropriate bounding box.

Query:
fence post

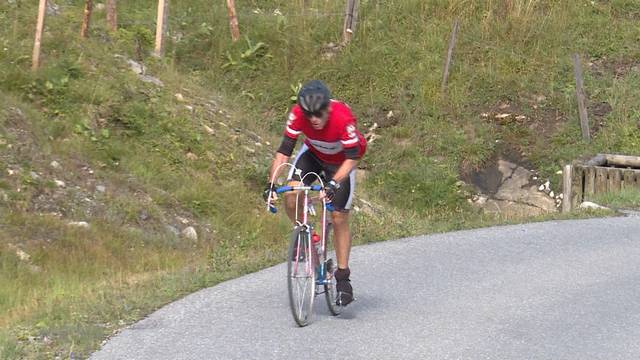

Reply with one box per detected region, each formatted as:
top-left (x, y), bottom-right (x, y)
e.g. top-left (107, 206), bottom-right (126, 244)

top-left (572, 54), bottom-right (591, 142)
top-left (226, 0), bottom-right (240, 42)
top-left (80, 0), bottom-right (93, 38)
top-left (562, 164), bottom-right (573, 213)
top-left (154, 0), bottom-right (169, 56)
top-left (441, 19), bottom-right (459, 94)
top-left (342, 0), bottom-right (358, 44)
top-left (32, 0), bottom-right (47, 71)
top-left (106, 0), bottom-right (117, 32)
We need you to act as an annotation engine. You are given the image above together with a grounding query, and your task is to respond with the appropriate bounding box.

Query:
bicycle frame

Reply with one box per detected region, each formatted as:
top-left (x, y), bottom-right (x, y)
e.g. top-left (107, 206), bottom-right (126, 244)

top-left (267, 163), bottom-right (333, 285)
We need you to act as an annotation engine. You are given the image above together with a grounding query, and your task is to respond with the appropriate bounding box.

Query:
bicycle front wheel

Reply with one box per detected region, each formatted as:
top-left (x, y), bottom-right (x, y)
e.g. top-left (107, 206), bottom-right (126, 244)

top-left (321, 223), bottom-right (342, 316)
top-left (287, 227), bottom-right (316, 327)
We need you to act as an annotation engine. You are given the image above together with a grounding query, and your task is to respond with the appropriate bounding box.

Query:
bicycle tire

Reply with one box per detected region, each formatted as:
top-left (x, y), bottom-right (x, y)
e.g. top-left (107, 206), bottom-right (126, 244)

top-left (321, 223), bottom-right (342, 315)
top-left (287, 226), bottom-right (316, 327)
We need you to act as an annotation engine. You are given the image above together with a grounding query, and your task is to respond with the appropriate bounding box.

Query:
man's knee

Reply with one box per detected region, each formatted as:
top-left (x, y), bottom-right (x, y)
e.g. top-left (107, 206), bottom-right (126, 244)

top-left (331, 211), bottom-right (350, 227)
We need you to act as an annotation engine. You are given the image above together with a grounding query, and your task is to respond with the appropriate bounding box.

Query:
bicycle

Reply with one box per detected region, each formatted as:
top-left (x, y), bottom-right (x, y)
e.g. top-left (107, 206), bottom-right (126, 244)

top-left (267, 165), bottom-right (343, 327)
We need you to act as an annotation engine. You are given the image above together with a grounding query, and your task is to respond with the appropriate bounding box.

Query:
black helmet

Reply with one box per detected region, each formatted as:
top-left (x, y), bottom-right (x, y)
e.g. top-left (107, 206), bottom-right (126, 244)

top-left (297, 80), bottom-right (331, 115)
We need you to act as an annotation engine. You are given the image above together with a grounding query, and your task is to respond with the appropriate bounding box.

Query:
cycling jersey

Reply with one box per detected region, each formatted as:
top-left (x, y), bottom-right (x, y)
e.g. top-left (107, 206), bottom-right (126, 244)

top-left (281, 100), bottom-right (367, 165)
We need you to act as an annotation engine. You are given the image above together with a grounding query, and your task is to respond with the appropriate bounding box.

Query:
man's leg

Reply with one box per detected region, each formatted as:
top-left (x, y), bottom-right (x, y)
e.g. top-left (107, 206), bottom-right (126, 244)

top-left (331, 211), bottom-right (351, 269)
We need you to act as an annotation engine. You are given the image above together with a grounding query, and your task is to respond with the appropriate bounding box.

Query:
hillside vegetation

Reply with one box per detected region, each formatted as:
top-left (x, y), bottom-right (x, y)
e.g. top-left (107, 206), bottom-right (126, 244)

top-left (0, 0), bottom-right (636, 358)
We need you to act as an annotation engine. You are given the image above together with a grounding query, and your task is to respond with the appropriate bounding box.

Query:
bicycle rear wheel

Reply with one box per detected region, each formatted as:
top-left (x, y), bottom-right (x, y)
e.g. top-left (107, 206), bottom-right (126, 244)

top-left (321, 223), bottom-right (343, 316)
top-left (287, 227), bottom-right (316, 327)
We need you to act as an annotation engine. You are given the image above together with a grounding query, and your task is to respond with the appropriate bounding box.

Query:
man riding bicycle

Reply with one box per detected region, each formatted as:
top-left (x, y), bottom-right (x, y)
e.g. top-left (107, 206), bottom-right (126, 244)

top-left (264, 80), bottom-right (367, 306)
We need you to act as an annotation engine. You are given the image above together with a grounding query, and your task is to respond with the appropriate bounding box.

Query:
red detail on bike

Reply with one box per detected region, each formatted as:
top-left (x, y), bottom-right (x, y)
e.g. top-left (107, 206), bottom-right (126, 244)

top-left (312, 232), bottom-right (321, 244)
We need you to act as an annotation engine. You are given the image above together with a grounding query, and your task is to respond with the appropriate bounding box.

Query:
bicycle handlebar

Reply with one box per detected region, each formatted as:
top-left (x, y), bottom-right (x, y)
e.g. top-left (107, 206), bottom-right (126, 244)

top-left (268, 185), bottom-right (334, 213)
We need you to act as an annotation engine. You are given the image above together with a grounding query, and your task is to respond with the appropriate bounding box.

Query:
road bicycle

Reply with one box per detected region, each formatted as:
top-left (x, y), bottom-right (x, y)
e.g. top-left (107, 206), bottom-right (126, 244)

top-left (267, 165), bottom-right (342, 326)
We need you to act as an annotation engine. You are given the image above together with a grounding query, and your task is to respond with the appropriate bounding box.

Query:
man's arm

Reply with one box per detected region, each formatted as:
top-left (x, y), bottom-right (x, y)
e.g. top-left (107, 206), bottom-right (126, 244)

top-left (331, 159), bottom-right (359, 184)
top-left (268, 152), bottom-right (291, 184)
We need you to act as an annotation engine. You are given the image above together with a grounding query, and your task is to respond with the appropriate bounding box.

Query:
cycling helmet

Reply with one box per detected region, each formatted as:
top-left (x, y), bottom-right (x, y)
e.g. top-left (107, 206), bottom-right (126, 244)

top-left (297, 80), bottom-right (331, 115)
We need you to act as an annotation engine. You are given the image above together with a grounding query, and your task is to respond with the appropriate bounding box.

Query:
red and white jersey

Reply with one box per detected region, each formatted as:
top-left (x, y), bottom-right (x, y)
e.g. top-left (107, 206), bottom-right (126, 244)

top-left (284, 100), bottom-right (367, 164)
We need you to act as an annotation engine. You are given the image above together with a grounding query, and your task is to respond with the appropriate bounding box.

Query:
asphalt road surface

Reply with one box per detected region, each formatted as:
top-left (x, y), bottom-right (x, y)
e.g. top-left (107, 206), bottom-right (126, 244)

top-left (92, 216), bottom-right (640, 360)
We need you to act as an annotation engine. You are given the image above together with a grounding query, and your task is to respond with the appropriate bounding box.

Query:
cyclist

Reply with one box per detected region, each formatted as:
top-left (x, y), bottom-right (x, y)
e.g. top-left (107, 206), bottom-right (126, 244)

top-left (264, 80), bottom-right (367, 306)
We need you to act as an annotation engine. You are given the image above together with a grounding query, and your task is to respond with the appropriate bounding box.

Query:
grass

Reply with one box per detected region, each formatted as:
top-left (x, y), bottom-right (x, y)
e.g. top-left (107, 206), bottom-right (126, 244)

top-left (590, 188), bottom-right (640, 209)
top-left (0, 0), bottom-right (638, 358)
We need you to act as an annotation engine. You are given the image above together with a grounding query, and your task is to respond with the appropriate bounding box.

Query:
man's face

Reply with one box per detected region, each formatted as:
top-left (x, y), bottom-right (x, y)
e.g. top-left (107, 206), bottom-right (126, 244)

top-left (306, 108), bottom-right (329, 130)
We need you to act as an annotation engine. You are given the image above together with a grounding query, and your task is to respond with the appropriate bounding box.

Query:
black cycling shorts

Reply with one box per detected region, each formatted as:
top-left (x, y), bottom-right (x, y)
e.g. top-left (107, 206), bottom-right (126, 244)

top-left (287, 144), bottom-right (356, 212)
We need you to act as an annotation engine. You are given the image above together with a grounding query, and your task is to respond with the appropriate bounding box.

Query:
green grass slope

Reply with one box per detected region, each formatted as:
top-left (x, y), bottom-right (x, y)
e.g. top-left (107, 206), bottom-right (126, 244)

top-left (0, 0), bottom-right (636, 358)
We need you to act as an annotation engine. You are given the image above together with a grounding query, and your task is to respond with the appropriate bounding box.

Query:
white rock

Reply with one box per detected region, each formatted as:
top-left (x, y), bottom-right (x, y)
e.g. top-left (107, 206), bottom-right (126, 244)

top-left (68, 221), bottom-right (90, 228)
top-left (386, 111), bottom-right (394, 119)
top-left (96, 185), bottom-right (106, 193)
top-left (579, 202), bottom-right (609, 211)
top-left (538, 184), bottom-right (545, 191)
top-left (139, 75), bottom-right (164, 87)
top-left (243, 146), bottom-right (255, 153)
top-left (7, 169), bottom-right (16, 176)
top-left (549, 191), bottom-right (554, 198)
top-left (175, 93), bottom-right (185, 102)
top-left (203, 125), bottom-right (214, 135)
top-left (94, 3), bottom-right (105, 11)
top-left (50, 160), bottom-right (61, 169)
top-left (181, 226), bottom-right (198, 241)
top-left (177, 216), bottom-right (189, 225)
top-left (556, 170), bottom-right (563, 175)
top-left (476, 195), bottom-right (488, 205)
top-left (543, 181), bottom-right (550, 190)
top-left (15, 248), bottom-right (31, 262)
top-left (30, 171), bottom-right (40, 180)
top-left (127, 59), bottom-right (145, 75)
top-left (265, 141), bottom-right (271, 146)
top-left (184, 105), bottom-right (194, 112)
top-left (54, 180), bottom-right (66, 188)
top-left (559, 193), bottom-right (564, 199)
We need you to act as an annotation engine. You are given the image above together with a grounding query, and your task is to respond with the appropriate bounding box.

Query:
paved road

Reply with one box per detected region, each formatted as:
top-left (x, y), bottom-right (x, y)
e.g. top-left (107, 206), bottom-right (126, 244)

top-left (92, 216), bottom-right (640, 360)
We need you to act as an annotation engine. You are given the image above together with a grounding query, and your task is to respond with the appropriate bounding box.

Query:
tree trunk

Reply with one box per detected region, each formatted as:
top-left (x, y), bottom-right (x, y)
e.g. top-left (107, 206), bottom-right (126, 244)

top-left (154, 0), bottom-right (169, 56)
top-left (106, 0), bottom-right (117, 32)
top-left (32, 0), bottom-right (47, 70)
top-left (226, 0), bottom-right (240, 42)
top-left (80, 0), bottom-right (93, 38)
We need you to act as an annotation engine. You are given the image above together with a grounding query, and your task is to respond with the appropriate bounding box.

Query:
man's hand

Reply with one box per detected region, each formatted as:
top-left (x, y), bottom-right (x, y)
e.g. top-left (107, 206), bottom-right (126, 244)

top-left (324, 180), bottom-right (340, 202)
top-left (263, 183), bottom-right (277, 203)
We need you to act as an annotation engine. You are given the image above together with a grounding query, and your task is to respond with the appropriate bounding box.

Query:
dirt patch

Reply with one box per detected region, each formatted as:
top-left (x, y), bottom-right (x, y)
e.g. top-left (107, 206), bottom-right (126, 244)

top-left (480, 99), bottom-right (566, 140)
top-left (589, 57), bottom-right (640, 79)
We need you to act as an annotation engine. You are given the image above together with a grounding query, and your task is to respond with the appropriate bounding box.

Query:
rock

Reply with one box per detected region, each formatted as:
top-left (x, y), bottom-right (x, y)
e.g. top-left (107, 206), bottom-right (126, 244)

top-left (7, 168), bottom-right (16, 176)
top-left (386, 111), bottom-right (394, 119)
top-left (165, 225), bottom-right (180, 236)
top-left (16, 248), bottom-right (31, 262)
top-left (30, 171), bottom-right (40, 180)
top-left (176, 216), bottom-right (189, 225)
top-left (556, 170), bottom-right (563, 175)
top-left (68, 221), bottom-right (90, 228)
top-left (186, 152), bottom-right (199, 161)
top-left (54, 180), bottom-right (66, 188)
top-left (175, 93), bottom-right (185, 102)
top-left (543, 181), bottom-right (550, 190)
top-left (46, 1), bottom-right (60, 15)
top-left (549, 191), bottom-right (555, 198)
top-left (184, 105), bottom-right (194, 112)
top-left (476, 195), bottom-right (488, 205)
top-left (579, 202), bottom-right (609, 210)
top-left (50, 160), bottom-right (61, 169)
top-left (139, 75), bottom-right (164, 87)
top-left (181, 226), bottom-right (198, 241)
top-left (138, 211), bottom-right (150, 222)
top-left (127, 59), bottom-right (145, 75)
top-left (243, 146), bottom-right (255, 154)
top-left (96, 185), bottom-right (106, 193)
top-left (483, 199), bottom-right (548, 218)
top-left (94, 3), bottom-right (105, 11)
top-left (203, 125), bottom-right (215, 135)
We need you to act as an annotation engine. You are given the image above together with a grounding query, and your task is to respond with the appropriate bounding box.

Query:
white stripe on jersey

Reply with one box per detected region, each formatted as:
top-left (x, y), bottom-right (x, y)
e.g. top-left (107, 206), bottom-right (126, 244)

top-left (286, 126), bottom-right (301, 135)
top-left (306, 138), bottom-right (343, 155)
top-left (341, 138), bottom-right (359, 145)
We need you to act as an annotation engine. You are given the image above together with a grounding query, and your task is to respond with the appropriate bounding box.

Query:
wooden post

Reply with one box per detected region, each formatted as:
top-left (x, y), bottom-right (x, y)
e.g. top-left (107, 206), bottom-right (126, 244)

top-left (106, 0), bottom-right (117, 32)
top-left (583, 166), bottom-right (596, 201)
top-left (80, 0), bottom-right (93, 38)
top-left (154, 0), bottom-right (169, 56)
top-left (594, 167), bottom-right (607, 194)
top-left (342, 0), bottom-right (358, 44)
top-left (607, 168), bottom-right (621, 192)
top-left (441, 19), bottom-right (460, 94)
top-left (32, 0), bottom-right (47, 71)
top-left (571, 165), bottom-right (585, 209)
top-left (562, 164), bottom-right (573, 213)
top-left (226, 0), bottom-right (240, 42)
top-left (573, 54), bottom-right (591, 142)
